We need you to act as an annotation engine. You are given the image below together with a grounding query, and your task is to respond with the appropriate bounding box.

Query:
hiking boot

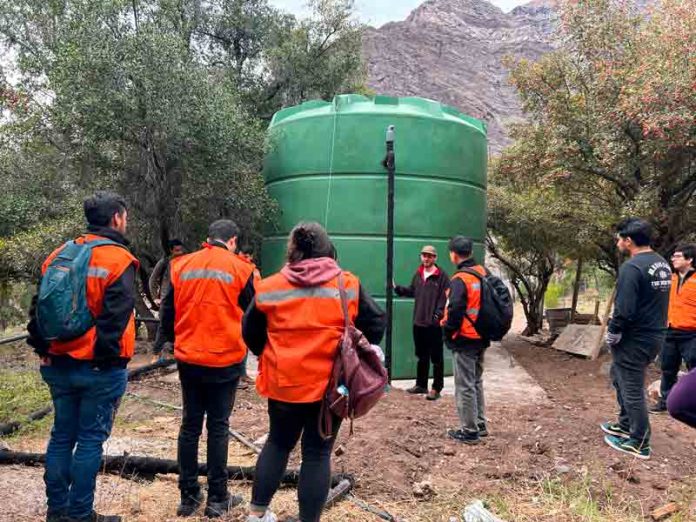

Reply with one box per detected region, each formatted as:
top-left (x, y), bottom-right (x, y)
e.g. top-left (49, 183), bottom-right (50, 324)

top-left (426, 389), bottom-right (441, 401)
top-left (649, 401), bottom-right (667, 414)
top-left (600, 421), bottom-right (630, 439)
top-left (406, 385), bottom-right (427, 394)
top-left (204, 493), bottom-right (244, 518)
top-left (604, 435), bottom-right (651, 460)
top-left (447, 428), bottom-right (481, 445)
top-left (477, 423), bottom-right (489, 437)
top-left (246, 512), bottom-right (278, 522)
top-left (65, 513), bottom-right (122, 522)
top-left (176, 490), bottom-right (204, 517)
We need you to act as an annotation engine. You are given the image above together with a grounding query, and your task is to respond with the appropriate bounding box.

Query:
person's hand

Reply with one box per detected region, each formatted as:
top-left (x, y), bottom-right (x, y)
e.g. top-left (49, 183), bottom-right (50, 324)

top-left (605, 331), bottom-right (622, 346)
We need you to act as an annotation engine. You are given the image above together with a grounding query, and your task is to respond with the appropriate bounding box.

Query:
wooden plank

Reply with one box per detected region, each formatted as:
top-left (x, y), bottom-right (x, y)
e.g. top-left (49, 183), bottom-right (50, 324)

top-left (650, 502), bottom-right (679, 521)
top-left (552, 324), bottom-right (604, 358)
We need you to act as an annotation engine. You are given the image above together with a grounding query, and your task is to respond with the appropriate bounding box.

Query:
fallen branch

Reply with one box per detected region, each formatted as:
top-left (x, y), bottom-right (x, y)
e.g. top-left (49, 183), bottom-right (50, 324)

top-left (229, 429), bottom-right (261, 454)
top-left (347, 494), bottom-right (397, 521)
top-left (0, 449), bottom-right (351, 488)
top-left (125, 392), bottom-right (181, 411)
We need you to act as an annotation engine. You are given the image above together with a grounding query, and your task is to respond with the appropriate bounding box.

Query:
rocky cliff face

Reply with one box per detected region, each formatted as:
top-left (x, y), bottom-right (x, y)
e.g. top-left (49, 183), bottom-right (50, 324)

top-left (363, 0), bottom-right (558, 152)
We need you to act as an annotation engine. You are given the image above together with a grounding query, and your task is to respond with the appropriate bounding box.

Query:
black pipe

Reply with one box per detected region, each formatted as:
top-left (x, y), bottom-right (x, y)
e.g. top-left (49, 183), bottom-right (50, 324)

top-left (383, 125), bottom-right (396, 382)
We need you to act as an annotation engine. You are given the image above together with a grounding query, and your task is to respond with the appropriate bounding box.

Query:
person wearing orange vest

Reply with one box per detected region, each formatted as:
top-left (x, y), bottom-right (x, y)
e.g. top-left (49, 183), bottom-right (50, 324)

top-left (237, 247), bottom-right (261, 389)
top-left (242, 222), bottom-right (385, 522)
top-left (651, 244), bottom-right (696, 413)
top-left (441, 236), bottom-right (490, 446)
top-left (159, 219), bottom-right (255, 518)
top-left (27, 191), bottom-right (138, 522)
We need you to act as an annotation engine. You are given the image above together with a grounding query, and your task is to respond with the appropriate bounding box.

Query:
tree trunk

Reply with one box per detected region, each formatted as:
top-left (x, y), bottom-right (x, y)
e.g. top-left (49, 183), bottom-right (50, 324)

top-left (571, 258), bottom-right (583, 322)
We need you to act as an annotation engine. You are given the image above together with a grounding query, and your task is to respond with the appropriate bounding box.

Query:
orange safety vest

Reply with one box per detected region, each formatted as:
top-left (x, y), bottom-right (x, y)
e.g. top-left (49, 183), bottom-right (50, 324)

top-left (170, 243), bottom-right (254, 367)
top-left (668, 271), bottom-right (696, 331)
top-left (42, 234), bottom-right (139, 361)
top-left (442, 265), bottom-right (486, 341)
top-left (254, 271), bottom-right (360, 403)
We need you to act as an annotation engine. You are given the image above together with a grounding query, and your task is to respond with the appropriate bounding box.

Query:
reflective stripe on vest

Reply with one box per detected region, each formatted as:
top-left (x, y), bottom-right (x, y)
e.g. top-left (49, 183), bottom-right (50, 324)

top-left (255, 271), bottom-right (360, 404)
top-left (180, 268), bottom-right (234, 283)
top-left (44, 234), bottom-right (138, 361)
top-left (256, 286), bottom-right (358, 304)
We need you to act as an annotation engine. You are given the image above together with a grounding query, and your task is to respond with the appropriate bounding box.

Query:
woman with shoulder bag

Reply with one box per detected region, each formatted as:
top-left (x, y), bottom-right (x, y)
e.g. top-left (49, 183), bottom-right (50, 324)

top-left (242, 222), bottom-right (386, 522)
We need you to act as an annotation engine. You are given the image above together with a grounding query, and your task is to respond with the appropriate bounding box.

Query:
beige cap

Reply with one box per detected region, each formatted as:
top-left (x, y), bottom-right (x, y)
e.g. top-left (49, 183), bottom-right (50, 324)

top-left (420, 245), bottom-right (437, 256)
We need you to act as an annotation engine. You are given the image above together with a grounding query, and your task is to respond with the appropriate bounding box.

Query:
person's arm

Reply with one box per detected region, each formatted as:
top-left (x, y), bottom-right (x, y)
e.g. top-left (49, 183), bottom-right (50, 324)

top-left (355, 284), bottom-right (387, 345)
top-left (242, 300), bottom-right (268, 356)
top-left (608, 264), bottom-right (641, 335)
top-left (148, 258), bottom-right (166, 300)
top-left (394, 272), bottom-right (417, 298)
top-left (159, 284), bottom-right (175, 344)
top-left (443, 278), bottom-right (468, 339)
top-left (238, 273), bottom-right (256, 311)
top-left (434, 272), bottom-right (450, 323)
top-left (93, 264), bottom-right (136, 363)
top-left (26, 281), bottom-right (50, 356)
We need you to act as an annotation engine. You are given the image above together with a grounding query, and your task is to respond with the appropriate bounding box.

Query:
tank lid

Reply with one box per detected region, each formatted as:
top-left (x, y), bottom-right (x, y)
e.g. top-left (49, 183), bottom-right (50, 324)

top-left (270, 94), bottom-right (487, 135)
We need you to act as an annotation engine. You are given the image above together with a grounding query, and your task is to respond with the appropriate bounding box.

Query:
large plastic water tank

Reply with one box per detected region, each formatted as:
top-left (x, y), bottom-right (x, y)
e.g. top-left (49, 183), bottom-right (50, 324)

top-left (262, 94), bottom-right (487, 379)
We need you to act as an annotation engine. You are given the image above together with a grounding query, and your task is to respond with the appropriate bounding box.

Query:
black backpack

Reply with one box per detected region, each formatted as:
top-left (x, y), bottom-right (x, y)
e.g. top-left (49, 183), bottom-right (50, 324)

top-left (459, 267), bottom-right (513, 341)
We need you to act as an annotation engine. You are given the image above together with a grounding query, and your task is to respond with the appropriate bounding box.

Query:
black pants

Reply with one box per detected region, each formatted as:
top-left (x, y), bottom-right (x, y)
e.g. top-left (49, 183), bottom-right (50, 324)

top-left (414, 325), bottom-right (444, 392)
top-left (178, 377), bottom-right (238, 500)
top-left (251, 400), bottom-right (341, 522)
top-left (659, 336), bottom-right (696, 405)
top-left (611, 337), bottom-right (661, 446)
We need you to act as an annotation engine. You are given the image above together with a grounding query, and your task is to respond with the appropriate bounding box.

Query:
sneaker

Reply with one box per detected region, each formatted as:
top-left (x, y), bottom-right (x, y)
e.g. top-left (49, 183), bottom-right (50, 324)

top-left (247, 512), bottom-right (278, 522)
top-left (406, 385), bottom-right (427, 394)
top-left (600, 421), bottom-right (630, 439)
top-left (46, 510), bottom-right (67, 522)
top-left (649, 401), bottom-right (667, 414)
top-left (176, 491), bottom-right (203, 517)
top-left (426, 390), bottom-right (441, 401)
top-left (237, 381), bottom-right (250, 390)
top-left (477, 423), bottom-right (489, 437)
top-left (604, 435), bottom-right (651, 460)
top-left (447, 428), bottom-right (481, 445)
top-left (205, 493), bottom-right (244, 518)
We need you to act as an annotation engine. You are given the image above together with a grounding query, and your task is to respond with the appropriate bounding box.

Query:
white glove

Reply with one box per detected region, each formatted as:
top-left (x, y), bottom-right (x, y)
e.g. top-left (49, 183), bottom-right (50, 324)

top-left (605, 331), bottom-right (622, 346)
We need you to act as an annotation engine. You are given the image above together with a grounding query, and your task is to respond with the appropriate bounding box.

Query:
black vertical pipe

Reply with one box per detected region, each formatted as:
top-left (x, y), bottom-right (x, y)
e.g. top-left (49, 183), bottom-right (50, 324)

top-left (384, 125), bottom-right (395, 381)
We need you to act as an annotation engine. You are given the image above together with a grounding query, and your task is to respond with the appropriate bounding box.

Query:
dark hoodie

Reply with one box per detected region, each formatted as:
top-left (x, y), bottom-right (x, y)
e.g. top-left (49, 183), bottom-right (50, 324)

top-left (242, 258), bottom-right (386, 356)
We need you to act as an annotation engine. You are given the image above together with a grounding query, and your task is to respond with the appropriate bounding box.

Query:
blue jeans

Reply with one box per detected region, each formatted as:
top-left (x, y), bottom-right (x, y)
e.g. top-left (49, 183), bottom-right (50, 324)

top-left (40, 360), bottom-right (127, 520)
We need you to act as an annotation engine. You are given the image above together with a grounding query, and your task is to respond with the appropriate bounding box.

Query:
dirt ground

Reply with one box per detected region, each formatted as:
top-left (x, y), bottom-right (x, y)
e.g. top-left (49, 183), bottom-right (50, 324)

top-left (1, 335), bottom-right (695, 522)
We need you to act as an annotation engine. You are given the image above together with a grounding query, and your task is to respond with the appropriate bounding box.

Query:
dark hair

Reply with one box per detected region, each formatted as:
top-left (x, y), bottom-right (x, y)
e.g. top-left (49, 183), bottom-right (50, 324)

top-left (208, 219), bottom-right (239, 242)
top-left (168, 239), bottom-right (184, 251)
top-left (616, 218), bottom-right (652, 247)
top-left (83, 191), bottom-right (127, 227)
top-left (287, 222), bottom-right (333, 263)
top-left (674, 243), bottom-right (696, 264)
top-left (448, 236), bottom-right (473, 258)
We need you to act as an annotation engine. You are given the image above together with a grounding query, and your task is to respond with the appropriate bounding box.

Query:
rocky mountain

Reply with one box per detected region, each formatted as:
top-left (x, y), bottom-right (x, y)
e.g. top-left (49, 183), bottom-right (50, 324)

top-left (363, 0), bottom-right (559, 152)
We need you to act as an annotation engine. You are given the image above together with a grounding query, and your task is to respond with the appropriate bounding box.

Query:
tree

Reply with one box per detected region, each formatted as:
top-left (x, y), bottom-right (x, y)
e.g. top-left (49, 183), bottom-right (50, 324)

top-left (0, 0), bottom-right (364, 289)
top-left (502, 0), bottom-right (696, 267)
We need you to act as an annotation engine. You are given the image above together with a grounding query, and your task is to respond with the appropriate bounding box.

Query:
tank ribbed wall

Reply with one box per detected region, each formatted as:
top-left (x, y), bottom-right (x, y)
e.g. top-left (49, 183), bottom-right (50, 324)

top-left (262, 94), bottom-right (488, 379)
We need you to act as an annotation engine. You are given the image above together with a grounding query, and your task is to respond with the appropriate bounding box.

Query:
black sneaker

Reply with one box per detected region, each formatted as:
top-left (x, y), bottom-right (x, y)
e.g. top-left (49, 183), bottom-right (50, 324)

top-left (46, 510), bottom-right (67, 522)
top-left (478, 423), bottom-right (489, 437)
top-left (649, 401), bottom-right (667, 414)
top-left (204, 493), bottom-right (244, 518)
top-left (447, 428), bottom-right (481, 445)
top-left (406, 385), bottom-right (427, 394)
top-left (177, 490), bottom-right (204, 517)
top-left (600, 421), bottom-right (630, 439)
top-left (426, 389), bottom-right (441, 401)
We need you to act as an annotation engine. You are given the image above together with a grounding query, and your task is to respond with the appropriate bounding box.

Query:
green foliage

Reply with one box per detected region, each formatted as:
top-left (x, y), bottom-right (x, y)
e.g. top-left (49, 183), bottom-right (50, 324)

top-left (0, 370), bottom-right (50, 424)
top-left (544, 283), bottom-right (564, 309)
top-left (0, 0), bottom-right (364, 279)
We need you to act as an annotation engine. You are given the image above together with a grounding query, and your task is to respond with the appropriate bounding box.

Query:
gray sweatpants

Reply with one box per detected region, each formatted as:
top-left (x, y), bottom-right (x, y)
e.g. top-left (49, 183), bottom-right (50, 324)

top-left (452, 347), bottom-right (487, 433)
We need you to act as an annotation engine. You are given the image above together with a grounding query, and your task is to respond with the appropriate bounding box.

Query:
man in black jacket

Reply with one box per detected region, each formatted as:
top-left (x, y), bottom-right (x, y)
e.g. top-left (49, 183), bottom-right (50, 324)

top-left (601, 218), bottom-right (671, 460)
top-left (395, 245), bottom-right (449, 400)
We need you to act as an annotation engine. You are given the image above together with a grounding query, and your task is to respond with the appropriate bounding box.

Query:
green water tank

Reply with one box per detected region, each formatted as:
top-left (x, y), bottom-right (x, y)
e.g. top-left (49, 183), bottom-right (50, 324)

top-left (261, 94), bottom-right (488, 379)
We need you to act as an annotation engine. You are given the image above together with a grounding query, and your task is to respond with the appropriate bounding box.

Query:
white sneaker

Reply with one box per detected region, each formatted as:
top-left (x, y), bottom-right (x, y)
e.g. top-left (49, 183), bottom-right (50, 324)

top-left (247, 511), bottom-right (278, 522)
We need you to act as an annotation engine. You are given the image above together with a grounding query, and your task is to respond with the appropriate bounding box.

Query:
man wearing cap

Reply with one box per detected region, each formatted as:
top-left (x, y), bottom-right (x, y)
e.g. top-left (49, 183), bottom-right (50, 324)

top-left (395, 245), bottom-right (450, 400)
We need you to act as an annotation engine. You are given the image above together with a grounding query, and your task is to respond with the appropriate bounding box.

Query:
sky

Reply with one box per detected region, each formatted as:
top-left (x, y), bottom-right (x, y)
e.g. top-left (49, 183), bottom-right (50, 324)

top-left (269, 0), bottom-right (528, 27)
